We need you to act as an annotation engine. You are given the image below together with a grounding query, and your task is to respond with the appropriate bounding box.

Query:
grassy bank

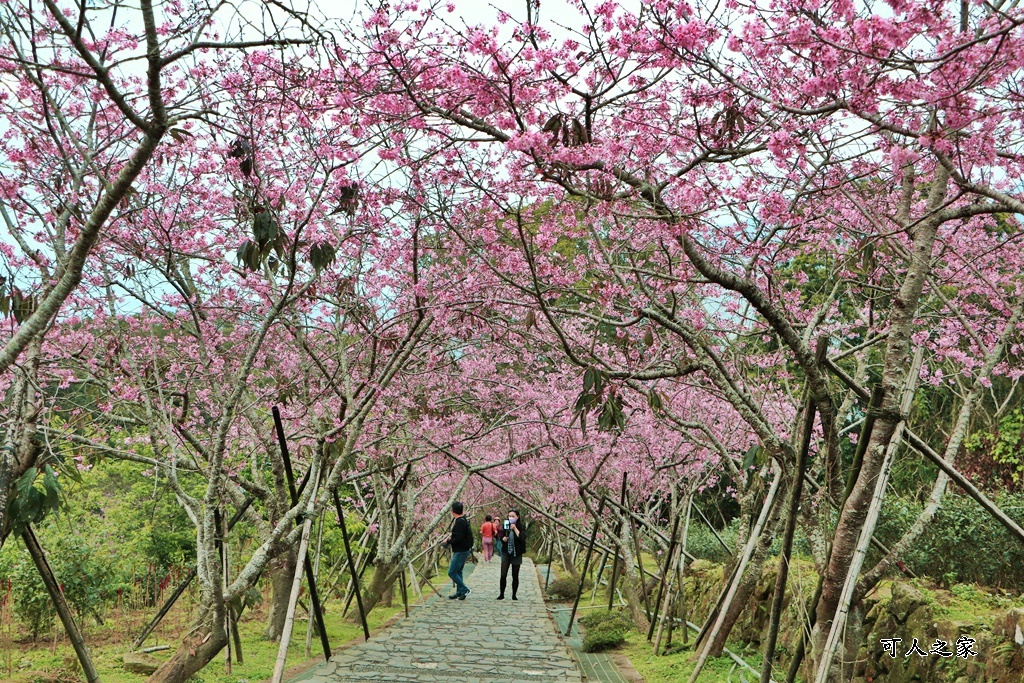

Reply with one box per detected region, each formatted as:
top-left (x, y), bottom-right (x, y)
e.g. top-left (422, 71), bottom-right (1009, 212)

top-left (2, 583), bottom-right (406, 683)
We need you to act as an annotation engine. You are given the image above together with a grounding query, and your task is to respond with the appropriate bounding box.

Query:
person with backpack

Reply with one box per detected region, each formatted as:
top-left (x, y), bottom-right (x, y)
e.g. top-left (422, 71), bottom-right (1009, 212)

top-left (496, 508), bottom-right (526, 601)
top-left (480, 514), bottom-right (497, 562)
top-left (442, 500), bottom-right (473, 600)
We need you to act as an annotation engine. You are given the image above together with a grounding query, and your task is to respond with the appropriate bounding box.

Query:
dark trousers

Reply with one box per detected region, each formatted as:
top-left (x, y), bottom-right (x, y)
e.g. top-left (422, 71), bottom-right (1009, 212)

top-left (499, 556), bottom-right (521, 597)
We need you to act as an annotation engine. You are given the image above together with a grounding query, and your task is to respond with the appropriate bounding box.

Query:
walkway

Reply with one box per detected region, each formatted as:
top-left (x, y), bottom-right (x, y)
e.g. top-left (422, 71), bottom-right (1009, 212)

top-left (294, 557), bottom-right (583, 683)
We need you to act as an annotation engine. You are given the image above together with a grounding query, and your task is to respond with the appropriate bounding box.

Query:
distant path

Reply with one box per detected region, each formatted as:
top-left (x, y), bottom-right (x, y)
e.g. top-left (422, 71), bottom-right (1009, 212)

top-left (293, 557), bottom-right (583, 683)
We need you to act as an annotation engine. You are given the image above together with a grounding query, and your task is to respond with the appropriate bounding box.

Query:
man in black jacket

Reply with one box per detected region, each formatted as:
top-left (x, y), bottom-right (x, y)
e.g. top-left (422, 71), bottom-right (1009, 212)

top-left (443, 500), bottom-right (473, 600)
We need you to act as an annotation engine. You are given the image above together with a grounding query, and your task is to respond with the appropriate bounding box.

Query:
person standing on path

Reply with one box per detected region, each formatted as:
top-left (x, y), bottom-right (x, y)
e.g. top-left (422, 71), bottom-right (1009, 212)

top-left (497, 509), bottom-right (526, 600)
top-left (443, 500), bottom-right (473, 600)
top-left (481, 515), bottom-right (497, 562)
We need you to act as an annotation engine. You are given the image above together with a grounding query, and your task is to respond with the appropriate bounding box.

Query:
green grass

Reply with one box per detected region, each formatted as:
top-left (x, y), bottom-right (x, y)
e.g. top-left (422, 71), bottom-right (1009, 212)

top-left (1, 588), bottom-right (405, 683)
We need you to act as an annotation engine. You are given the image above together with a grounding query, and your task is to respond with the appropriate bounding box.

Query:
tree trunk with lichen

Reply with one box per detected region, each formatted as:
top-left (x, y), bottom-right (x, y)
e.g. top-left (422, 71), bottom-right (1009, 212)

top-left (146, 602), bottom-right (229, 683)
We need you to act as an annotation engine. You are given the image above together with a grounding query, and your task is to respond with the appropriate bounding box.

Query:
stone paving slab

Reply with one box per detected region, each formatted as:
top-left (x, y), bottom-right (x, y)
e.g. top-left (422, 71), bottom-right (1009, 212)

top-left (293, 557), bottom-right (583, 683)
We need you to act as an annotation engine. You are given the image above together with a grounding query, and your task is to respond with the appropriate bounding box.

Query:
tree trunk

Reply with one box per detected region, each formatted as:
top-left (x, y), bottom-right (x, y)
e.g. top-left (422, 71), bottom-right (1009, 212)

top-left (619, 565), bottom-right (651, 635)
top-left (146, 608), bottom-right (229, 683)
top-left (556, 534), bottom-right (581, 581)
top-left (809, 165), bottom-right (948, 676)
top-left (264, 547), bottom-right (297, 641)
top-left (708, 513), bottom-right (778, 657)
top-left (357, 560), bottom-right (399, 618)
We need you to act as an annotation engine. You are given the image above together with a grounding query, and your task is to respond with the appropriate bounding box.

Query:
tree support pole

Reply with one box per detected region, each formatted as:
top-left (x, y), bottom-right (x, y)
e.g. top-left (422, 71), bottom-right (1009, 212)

top-left (761, 393), bottom-right (814, 683)
top-left (341, 543), bottom-right (374, 618)
top-left (785, 368), bottom-right (886, 682)
top-left (590, 547), bottom-right (609, 606)
top-left (22, 525), bottom-right (100, 683)
top-left (647, 511), bottom-right (682, 641)
top-left (273, 405), bottom-right (331, 661)
top-left (566, 497), bottom-right (605, 636)
top-left (687, 469), bottom-right (782, 683)
top-left (333, 489), bottom-right (370, 640)
top-left (627, 491), bottom-right (653, 621)
top-left (815, 349), bottom-right (924, 683)
top-left (270, 470), bottom-right (319, 683)
top-left (653, 529), bottom-right (684, 654)
top-left (608, 472), bottom-right (628, 611)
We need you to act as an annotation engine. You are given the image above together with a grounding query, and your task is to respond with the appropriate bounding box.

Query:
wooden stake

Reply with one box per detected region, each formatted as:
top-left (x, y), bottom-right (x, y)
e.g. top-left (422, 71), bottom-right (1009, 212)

top-left (22, 526), bottom-right (100, 683)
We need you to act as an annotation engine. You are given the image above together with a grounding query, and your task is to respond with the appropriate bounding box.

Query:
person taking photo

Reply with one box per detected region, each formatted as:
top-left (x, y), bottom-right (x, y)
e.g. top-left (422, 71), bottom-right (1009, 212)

top-left (497, 509), bottom-right (526, 600)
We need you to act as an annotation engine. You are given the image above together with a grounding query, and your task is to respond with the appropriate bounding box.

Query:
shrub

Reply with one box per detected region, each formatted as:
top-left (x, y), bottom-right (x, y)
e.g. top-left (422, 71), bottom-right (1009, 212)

top-left (579, 608), bottom-right (635, 632)
top-left (872, 493), bottom-right (1024, 589)
top-left (546, 576), bottom-right (589, 600)
top-left (582, 623), bottom-right (626, 652)
top-left (686, 518), bottom-right (739, 564)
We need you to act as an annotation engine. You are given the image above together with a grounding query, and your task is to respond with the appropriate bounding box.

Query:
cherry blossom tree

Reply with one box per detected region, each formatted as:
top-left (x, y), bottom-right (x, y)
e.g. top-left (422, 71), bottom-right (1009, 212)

top-left (337, 0), bottom-right (1024, 678)
top-left (0, 0), bottom-right (312, 544)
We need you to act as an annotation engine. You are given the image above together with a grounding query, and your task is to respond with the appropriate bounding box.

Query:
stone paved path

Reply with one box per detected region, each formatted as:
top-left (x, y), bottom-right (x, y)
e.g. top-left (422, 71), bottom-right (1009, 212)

top-left (295, 557), bottom-right (584, 683)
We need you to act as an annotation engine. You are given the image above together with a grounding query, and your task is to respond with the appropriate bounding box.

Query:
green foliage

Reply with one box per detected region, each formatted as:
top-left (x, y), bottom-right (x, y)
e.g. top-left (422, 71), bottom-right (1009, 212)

top-left (580, 609), bottom-right (634, 652)
top-left (686, 518), bottom-right (740, 564)
top-left (872, 493), bottom-right (1024, 588)
top-left (7, 465), bottom-right (64, 534)
top-left (579, 608), bottom-right (635, 631)
top-left (582, 624), bottom-right (627, 652)
top-left (0, 457), bottom-right (199, 637)
top-left (0, 535), bottom-right (116, 639)
top-left (0, 544), bottom-right (52, 639)
top-left (966, 407), bottom-right (1024, 484)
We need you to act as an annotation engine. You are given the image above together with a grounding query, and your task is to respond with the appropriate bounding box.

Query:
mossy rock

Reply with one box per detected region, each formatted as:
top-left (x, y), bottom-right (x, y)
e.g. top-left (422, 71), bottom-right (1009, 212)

top-left (123, 651), bottom-right (162, 675)
top-left (887, 582), bottom-right (929, 625)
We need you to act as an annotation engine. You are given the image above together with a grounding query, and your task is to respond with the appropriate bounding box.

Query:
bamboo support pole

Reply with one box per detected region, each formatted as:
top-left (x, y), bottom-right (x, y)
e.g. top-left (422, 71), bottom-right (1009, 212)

top-left (687, 468), bottom-right (782, 683)
top-left (566, 498), bottom-right (606, 636)
top-left (654, 495), bottom-right (690, 654)
top-left (814, 350), bottom-right (923, 683)
top-left (270, 471), bottom-right (320, 683)
top-left (305, 510), bottom-right (325, 658)
top-left (761, 387), bottom-right (816, 683)
top-left (333, 488), bottom-right (370, 640)
top-left (273, 406), bottom-right (331, 661)
top-left (608, 472), bottom-right (628, 610)
top-left (647, 511), bottom-right (682, 641)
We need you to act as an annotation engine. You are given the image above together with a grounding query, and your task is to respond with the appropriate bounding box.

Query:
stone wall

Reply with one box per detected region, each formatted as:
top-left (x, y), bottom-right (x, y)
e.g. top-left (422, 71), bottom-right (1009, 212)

top-left (684, 559), bottom-right (1024, 682)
